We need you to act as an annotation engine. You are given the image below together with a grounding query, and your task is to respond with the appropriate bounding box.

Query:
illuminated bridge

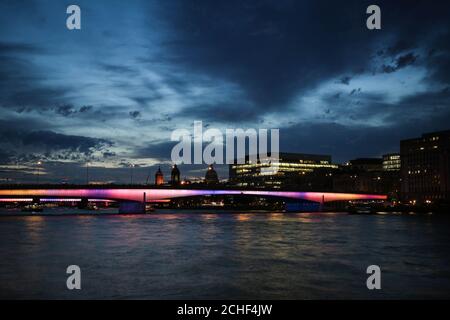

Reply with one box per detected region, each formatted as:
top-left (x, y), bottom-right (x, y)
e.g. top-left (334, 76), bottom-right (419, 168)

top-left (0, 187), bottom-right (387, 207)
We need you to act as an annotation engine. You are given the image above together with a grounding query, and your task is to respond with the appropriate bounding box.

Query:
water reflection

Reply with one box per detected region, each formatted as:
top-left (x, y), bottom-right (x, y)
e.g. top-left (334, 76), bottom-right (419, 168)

top-left (24, 215), bottom-right (45, 243)
top-left (1, 209), bottom-right (450, 299)
top-left (267, 213), bottom-right (284, 221)
top-left (235, 213), bottom-right (252, 221)
top-left (200, 213), bottom-right (218, 221)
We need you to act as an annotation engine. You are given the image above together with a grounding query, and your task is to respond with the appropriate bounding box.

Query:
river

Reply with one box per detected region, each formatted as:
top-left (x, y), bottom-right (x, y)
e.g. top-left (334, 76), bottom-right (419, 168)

top-left (1, 208), bottom-right (449, 299)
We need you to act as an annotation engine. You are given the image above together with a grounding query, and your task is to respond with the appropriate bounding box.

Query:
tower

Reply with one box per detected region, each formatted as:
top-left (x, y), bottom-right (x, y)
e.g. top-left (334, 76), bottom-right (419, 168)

top-left (171, 164), bottom-right (180, 186)
top-left (155, 167), bottom-right (164, 185)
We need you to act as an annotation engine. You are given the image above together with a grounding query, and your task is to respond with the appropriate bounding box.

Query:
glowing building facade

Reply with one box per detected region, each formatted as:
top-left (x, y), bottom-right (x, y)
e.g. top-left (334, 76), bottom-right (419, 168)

top-left (229, 153), bottom-right (338, 189)
top-left (383, 153), bottom-right (401, 171)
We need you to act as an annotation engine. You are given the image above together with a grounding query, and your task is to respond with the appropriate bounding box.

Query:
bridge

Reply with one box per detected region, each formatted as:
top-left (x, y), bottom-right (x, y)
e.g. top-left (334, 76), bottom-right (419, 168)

top-left (0, 187), bottom-right (387, 212)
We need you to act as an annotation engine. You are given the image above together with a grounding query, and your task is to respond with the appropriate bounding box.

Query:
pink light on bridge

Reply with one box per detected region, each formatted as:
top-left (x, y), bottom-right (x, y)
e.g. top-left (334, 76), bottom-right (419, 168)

top-left (0, 188), bottom-right (387, 203)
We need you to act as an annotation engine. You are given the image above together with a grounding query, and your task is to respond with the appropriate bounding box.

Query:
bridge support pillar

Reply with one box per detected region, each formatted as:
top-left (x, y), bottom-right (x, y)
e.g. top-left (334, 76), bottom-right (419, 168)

top-left (78, 198), bottom-right (89, 209)
top-left (319, 194), bottom-right (325, 212)
top-left (119, 201), bottom-right (146, 214)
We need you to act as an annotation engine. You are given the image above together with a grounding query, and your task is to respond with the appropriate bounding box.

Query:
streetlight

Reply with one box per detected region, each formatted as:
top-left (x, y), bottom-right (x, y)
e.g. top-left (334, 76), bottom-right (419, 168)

top-left (36, 161), bottom-right (42, 184)
top-left (86, 162), bottom-right (90, 185)
top-left (15, 158), bottom-right (20, 185)
top-left (130, 164), bottom-right (135, 185)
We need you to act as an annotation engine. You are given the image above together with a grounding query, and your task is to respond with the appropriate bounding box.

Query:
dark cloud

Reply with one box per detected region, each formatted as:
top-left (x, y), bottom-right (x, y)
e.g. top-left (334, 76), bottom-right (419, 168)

top-left (0, 43), bottom-right (40, 57)
top-left (99, 63), bottom-right (137, 76)
top-left (381, 52), bottom-right (418, 73)
top-left (181, 102), bottom-right (260, 123)
top-left (425, 31), bottom-right (450, 84)
top-left (160, 0), bottom-right (382, 110)
top-left (103, 151), bottom-right (116, 158)
top-left (280, 86), bottom-right (450, 162)
top-left (79, 105), bottom-right (93, 113)
top-left (280, 111), bottom-right (450, 163)
top-left (136, 141), bottom-right (176, 161)
top-left (129, 110), bottom-right (142, 119)
top-left (55, 104), bottom-right (76, 117)
top-left (0, 149), bottom-right (13, 164)
top-left (349, 88), bottom-right (361, 96)
top-left (158, 0), bottom-right (450, 120)
top-left (0, 119), bottom-right (113, 164)
top-left (20, 131), bottom-right (111, 154)
top-left (339, 76), bottom-right (352, 85)
top-left (385, 40), bottom-right (416, 56)
top-left (0, 41), bottom-right (69, 111)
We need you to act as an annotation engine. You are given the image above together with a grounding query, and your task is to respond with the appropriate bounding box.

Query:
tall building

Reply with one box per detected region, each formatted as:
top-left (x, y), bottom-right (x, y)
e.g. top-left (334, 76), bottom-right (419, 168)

top-left (333, 158), bottom-right (399, 198)
top-left (155, 167), bottom-right (164, 185)
top-left (400, 130), bottom-right (450, 204)
top-left (170, 164), bottom-right (180, 186)
top-left (205, 165), bottom-right (219, 184)
top-left (229, 153), bottom-right (338, 189)
top-left (383, 153), bottom-right (401, 171)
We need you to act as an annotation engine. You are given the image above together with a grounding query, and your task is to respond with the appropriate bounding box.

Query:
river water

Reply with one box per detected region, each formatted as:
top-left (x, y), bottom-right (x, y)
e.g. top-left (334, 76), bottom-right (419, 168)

top-left (0, 208), bottom-right (449, 299)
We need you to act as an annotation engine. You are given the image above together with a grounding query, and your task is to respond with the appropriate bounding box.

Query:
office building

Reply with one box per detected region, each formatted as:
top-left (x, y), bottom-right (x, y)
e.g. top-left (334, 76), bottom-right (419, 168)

top-left (383, 153), bottom-right (401, 171)
top-left (400, 130), bottom-right (450, 204)
top-left (333, 157), bottom-right (399, 199)
top-left (229, 153), bottom-right (338, 189)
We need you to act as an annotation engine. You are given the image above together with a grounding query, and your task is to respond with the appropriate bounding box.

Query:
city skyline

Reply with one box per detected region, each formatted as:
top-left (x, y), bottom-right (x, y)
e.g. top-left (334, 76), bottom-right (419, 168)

top-left (1, 0), bottom-right (450, 183)
top-left (0, 129), bottom-right (441, 186)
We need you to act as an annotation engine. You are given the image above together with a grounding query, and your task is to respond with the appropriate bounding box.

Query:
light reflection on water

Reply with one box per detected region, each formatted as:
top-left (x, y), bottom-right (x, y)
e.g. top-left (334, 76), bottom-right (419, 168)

top-left (0, 208), bottom-right (450, 299)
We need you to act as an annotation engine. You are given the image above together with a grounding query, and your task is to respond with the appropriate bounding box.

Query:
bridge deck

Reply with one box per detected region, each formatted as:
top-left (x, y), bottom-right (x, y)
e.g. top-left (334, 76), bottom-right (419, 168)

top-left (0, 188), bottom-right (387, 203)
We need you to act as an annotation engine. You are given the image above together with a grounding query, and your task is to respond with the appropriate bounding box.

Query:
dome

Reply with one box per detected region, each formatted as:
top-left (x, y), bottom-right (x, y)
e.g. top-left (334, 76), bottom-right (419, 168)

top-left (205, 165), bottom-right (219, 184)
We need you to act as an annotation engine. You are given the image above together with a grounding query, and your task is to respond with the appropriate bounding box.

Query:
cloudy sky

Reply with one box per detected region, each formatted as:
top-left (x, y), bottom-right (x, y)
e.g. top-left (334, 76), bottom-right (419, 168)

top-left (0, 0), bottom-right (449, 183)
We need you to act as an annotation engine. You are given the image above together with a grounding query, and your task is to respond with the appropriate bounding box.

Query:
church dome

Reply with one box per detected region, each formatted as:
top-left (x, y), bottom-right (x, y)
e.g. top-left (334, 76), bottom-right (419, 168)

top-left (205, 165), bottom-right (219, 184)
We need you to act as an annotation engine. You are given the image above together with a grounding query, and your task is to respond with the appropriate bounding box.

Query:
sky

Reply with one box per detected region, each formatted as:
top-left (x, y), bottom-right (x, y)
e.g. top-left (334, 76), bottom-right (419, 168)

top-left (0, 0), bottom-right (450, 183)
